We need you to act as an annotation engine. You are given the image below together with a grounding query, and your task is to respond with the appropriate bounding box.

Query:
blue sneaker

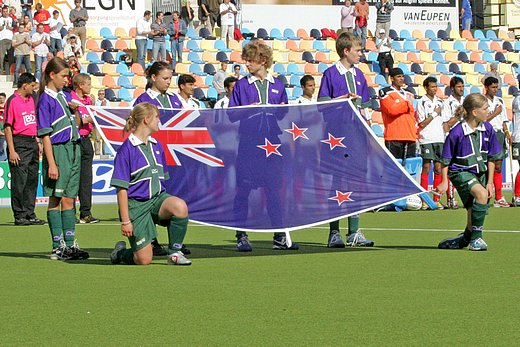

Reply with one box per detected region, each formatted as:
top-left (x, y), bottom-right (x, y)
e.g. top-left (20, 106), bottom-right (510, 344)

top-left (438, 233), bottom-right (469, 249)
top-left (327, 230), bottom-right (345, 248)
top-left (110, 241), bottom-right (127, 264)
top-left (236, 235), bottom-right (252, 252)
top-left (273, 235), bottom-right (299, 250)
top-left (346, 230), bottom-right (374, 247)
top-left (469, 238), bottom-right (488, 251)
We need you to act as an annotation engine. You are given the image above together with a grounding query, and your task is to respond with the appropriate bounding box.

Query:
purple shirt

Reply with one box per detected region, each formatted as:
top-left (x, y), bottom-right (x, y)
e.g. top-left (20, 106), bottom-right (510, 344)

top-left (37, 88), bottom-right (80, 144)
top-left (318, 62), bottom-right (370, 109)
top-left (442, 121), bottom-right (501, 175)
top-left (229, 73), bottom-right (288, 107)
top-left (111, 133), bottom-right (170, 200)
top-left (134, 89), bottom-right (183, 109)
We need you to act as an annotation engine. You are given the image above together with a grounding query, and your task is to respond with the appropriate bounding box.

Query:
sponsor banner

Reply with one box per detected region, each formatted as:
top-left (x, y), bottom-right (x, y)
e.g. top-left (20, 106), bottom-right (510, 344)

top-left (506, 3), bottom-right (520, 28)
top-left (36, 0), bottom-right (145, 31)
top-left (241, 2), bottom-right (458, 35)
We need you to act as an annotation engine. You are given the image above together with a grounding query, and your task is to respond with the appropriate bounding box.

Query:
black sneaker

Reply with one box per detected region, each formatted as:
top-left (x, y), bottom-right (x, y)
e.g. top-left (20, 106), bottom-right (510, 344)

top-left (152, 239), bottom-right (167, 256)
top-left (79, 215), bottom-right (100, 224)
top-left (273, 235), bottom-right (299, 250)
top-left (181, 244), bottom-right (191, 255)
top-left (28, 218), bottom-right (46, 225)
top-left (14, 218), bottom-right (31, 226)
top-left (66, 240), bottom-right (90, 260)
top-left (438, 233), bottom-right (470, 249)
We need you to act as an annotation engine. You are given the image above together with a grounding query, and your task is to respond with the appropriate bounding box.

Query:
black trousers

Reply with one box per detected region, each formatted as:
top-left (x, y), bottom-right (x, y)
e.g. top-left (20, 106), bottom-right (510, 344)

top-left (8, 135), bottom-right (39, 220)
top-left (378, 52), bottom-right (394, 76)
top-left (79, 135), bottom-right (94, 217)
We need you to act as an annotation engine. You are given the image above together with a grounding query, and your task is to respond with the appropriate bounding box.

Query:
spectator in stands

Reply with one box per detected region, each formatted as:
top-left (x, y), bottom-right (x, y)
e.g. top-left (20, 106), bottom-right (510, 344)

top-left (484, 76), bottom-right (511, 208)
top-left (0, 5), bottom-right (14, 75)
top-left (416, 76), bottom-right (446, 209)
top-left (21, 0), bottom-right (33, 22)
top-left (354, 0), bottom-right (369, 51)
top-left (8, 6), bottom-right (17, 31)
top-left (376, 28), bottom-right (393, 79)
top-left (63, 33), bottom-right (82, 59)
top-left (135, 10), bottom-right (152, 70)
top-left (21, 14), bottom-right (32, 32)
top-left (213, 60), bottom-right (229, 99)
top-left (63, 27), bottom-right (81, 49)
top-left (198, 0), bottom-right (211, 32)
top-left (65, 52), bottom-right (80, 91)
top-left (481, 63), bottom-right (503, 97)
top-left (49, 10), bottom-right (63, 56)
top-left (375, 0), bottom-right (393, 38)
top-left (177, 74), bottom-right (200, 108)
top-left (207, 0), bottom-right (220, 34)
top-left (12, 22), bottom-right (31, 86)
top-left (461, 0), bottom-right (472, 31)
top-left (0, 92), bottom-right (5, 161)
top-left (232, 64), bottom-right (243, 79)
top-left (180, 0), bottom-right (193, 28)
top-left (33, 3), bottom-right (50, 33)
top-left (31, 22), bottom-right (50, 81)
top-left (297, 74), bottom-right (316, 104)
top-left (150, 11), bottom-right (167, 63)
top-left (220, 0), bottom-right (237, 46)
top-left (168, 10), bottom-right (187, 73)
top-left (214, 76), bottom-right (238, 109)
top-left (4, 72), bottom-right (45, 225)
top-left (340, 0), bottom-right (355, 35)
top-left (69, 0), bottom-right (88, 54)
top-left (379, 67), bottom-right (417, 160)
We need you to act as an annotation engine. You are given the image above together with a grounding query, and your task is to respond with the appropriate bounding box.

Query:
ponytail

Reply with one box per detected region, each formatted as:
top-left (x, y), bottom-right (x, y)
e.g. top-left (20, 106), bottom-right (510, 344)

top-left (124, 102), bottom-right (159, 133)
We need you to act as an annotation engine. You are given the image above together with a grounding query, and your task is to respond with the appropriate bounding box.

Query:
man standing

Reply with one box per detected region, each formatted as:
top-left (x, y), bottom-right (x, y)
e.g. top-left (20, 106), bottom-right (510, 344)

top-left (4, 72), bottom-right (45, 226)
top-left (49, 10), bottom-right (63, 56)
top-left (0, 5), bottom-right (13, 75)
top-left (168, 11), bottom-right (187, 73)
top-left (219, 0), bottom-right (237, 46)
top-left (69, 0), bottom-right (88, 54)
top-left (150, 11), bottom-right (167, 63)
top-left (443, 76), bottom-right (465, 133)
top-left (207, 0), bottom-right (220, 34)
top-left (354, 0), bottom-right (369, 51)
top-left (31, 23), bottom-right (50, 81)
top-left (213, 60), bottom-right (228, 99)
top-left (340, 0), bottom-right (356, 34)
top-left (20, 0), bottom-right (33, 22)
top-left (461, 0), bottom-right (472, 31)
top-left (483, 76), bottom-right (511, 207)
top-left (375, 0), bottom-right (393, 37)
top-left (376, 28), bottom-right (393, 79)
top-left (379, 67), bottom-right (417, 160)
top-left (12, 22), bottom-right (31, 86)
top-left (135, 10), bottom-right (152, 70)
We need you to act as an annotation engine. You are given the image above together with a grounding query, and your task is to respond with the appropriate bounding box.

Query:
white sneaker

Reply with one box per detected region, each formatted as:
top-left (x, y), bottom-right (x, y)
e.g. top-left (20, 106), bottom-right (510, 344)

top-left (493, 197), bottom-right (510, 208)
top-left (167, 251), bottom-right (192, 266)
top-left (469, 238), bottom-right (488, 251)
top-left (346, 230), bottom-right (374, 247)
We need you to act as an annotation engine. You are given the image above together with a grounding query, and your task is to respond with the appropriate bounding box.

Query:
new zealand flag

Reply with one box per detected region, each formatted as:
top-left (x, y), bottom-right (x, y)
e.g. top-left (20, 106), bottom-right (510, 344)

top-left (90, 100), bottom-right (423, 232)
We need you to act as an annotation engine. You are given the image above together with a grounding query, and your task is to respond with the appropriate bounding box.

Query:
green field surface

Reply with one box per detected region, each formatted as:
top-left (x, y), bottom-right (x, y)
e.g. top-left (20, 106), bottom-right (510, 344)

top-left (1, 199), bottom-right (519, 346)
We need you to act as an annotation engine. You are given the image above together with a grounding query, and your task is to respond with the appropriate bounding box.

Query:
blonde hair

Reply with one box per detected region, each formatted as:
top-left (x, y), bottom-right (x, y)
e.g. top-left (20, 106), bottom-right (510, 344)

top-left (124, 103), bottom-right (159, 132)
top-left (336, 32), bottom-right (361, 58)
top-left (72, 73), bottom-right (91, 89)
top-left (242, 40), bottom-right (273, 69)
top-left (461, 93), bottom-right (488, 120)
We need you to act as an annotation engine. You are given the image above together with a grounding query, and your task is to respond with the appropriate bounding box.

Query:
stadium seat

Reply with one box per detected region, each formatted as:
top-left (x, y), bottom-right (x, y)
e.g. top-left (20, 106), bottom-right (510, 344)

top-left (428, 41), bottom-right (444, 53)
top-left (214, 40), bottom-right (231, 52)
top-left (366, 51), bottom-right (378, 63)
top-left (495, 52), bottom-right (507, 63)
top-left (296, 28), bottom-right (312, 40)
top-left (287, 63), bottom-right (304, 76)
top-left (470, 86), bottom-right (481, 94)
top-left (375, 74), bottom-right (389, 87)
top-left (100, 27), bottom-right (117, 40)
top-left (273, 39), bottom-right (289, 52)
top-left (412, 29), bottom-right (425, 41)
top-left (207, 87), bottom-right (218, 100)
top-left (486, 29), bottom-right (501, 41)
top-left (318, 62), bottom-right (329, 73)
top-left (117, 76), bottom-right (135, 89)
top-left (400, 29), bottom-right (415, 41)
top-left (407, 52), bottom-right (423, 64)
top-left (288, 51), bottom-right (305, 63)
top-left (186, 40), bottom-right (203, 52)
top-left (411, 63), bottom-right (424, 74)
top-left (461, 30), bottom-right (477, 41)
top-left (310, 28), bottom-right (324, 40)
top-left (228, 39), bottom-right (241, 51)
top-left (283, 28), bottom-right (299, 40)
top-left (199, 27), bottom-right (215, 39)
top-left (453, 40), bottom-right (469, 53)
top-left (115, 39), bottom-right (130, 52)
top-left (216, 51), bottom-right (229, 62)
top-left (449, 30), bottom-right (463, 41)
top-left (508, 85), bottom-right (519, 96)
top-left (116, 63), bottom-right (134, 76)
top-left (200, 39), bottom-right (217, 52)
top-left (86, 27), bottom-right (102, 40)
top-left (391, 41), bottom-right (404, 52)
top-left (404, 74), bottom-right (417, 87)
top-left (470, 52), bottom-right (485, 64)
top-left (130, 63), bottom-right (146, 76)
top-left (436, 30), bottom-right (449, 40)
top-left (313, 40), bottom-right (330, 53)
top-left (86, 39), bottom-right (104, 52)
top-left (102, 75), bottom-right (120, 89)
top-left (365, 39), bottom-right (377, 52)
top-left (404, 41), bottom-right (419, 53)
top-left (445, 51), bottom-right (461, 64)
top-left (371, 123), bottom-right (384, 137)
top-left (205, 75), bottom-right (214, 86)
top-left (175, 63), bottom-right (190, 74)
top-left (132, 75), bottom-right (147, 89)
top-left (482, 51), bottom-right (497, 63)
top-left (86, 51), bottom-right (103, 64)
top-left (256, 28), bottom-right (270, 39)
top-left (502, 41), bottom-right (514, 52)
top-left (289, 74), bottom-right (301, 87)
top-left (474, 63), bottom-right (487, 74)
top-left (389, 29), bottom-right (400, 40)
top-left (230, 51), bottom-right (245, 64)
top-left (100, 39), bottom-right (117, 52)
top-left (425, 30), bottom-right (438, 41)
top-left (304, 62), bottom-right (321, 76)
top-left (187, 52), bottom-right (204, 64)
top-left (273, 63), bottom-right (288, 76)
top-left (202, 51), bottom-right (218, 64)
top-left (474, 30), bottom-right (489, 41)
top-left (436, 63), bottom-right (450, 75)
top-left (189, 64), bottom-right (206, 76)
top-left (397, 62), bottom-right (413, 75)
top-left (416, 40), bottom-right (431, 52)
top-left (186, 27), bottom-right (201, 40)
top-left (292, 86), bottom-right (303, 99)
top-left (118, 88), bottom-right (133, 101)
top-left (87, 63), bottom-right (105, 76)
top-left (193, 75), bottom-right (208, 88)
top-left (423, 61), bottom-right (439, 75)
top-left (457, 52), bottom-right (470, 63)
top-left (441, 40), bottom-right (454, 51)
top-left (193, 87), bottom-right (207, 101)
top-left (115, 27), bottom-right (131, 40)
top-left (302, 51), bottom-right (316, 63)
top-left (478, 41), bottom-right (492, 52)
top-left (432, 52), bottom-right (448, 64)
top-left (101, 51), bottom-right (117, 64)
top-left (448, 63), bottom-right (464, 75)
top-left (104, 89), bottom-right (120, 102)
top-left (270, 28), bottom-right (286, 40)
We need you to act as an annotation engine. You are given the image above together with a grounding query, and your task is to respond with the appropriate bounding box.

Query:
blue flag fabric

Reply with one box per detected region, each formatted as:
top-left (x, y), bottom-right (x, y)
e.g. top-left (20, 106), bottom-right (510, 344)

top-left (91, 100), bottom-right (423, 232)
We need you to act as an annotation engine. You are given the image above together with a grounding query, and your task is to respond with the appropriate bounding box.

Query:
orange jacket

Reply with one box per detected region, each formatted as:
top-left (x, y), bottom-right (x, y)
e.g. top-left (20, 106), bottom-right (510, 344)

top-left (379, 86), bottom-right (417, 142)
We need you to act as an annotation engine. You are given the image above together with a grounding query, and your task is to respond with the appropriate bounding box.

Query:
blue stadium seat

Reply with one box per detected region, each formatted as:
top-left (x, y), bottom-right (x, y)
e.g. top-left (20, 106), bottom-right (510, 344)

top-left (214, 40), bottom-right (231, 52)
top-left (437, 30), bottom-right (448, 40)
top-left (515, 41), bottom-right (520, 52)
top-left (199, 27), bottom-right (214, 39)
top-left (403, 41), bottom-right (419, 53)
top-left (115, 63), bottom-right (134, 76)
top-left (400, 29), bottom-right (415, 41)
top-left (283, 28), bottom-right (299, 40)
top-left (188, 52), bottom-right (204, 64)
top-left (367, 51), bottom-right (378, 63)
top-left (478, 41), bottom-right (492, 52)
top-left (425, 29), bottom-right (438, 41)
top-left (371, 123), bottom-right (384, 137)
top-left (371, 62), bottom-right (381, 74)
top-left (117, 76), bottom-right (135, 89)
top-left (436, 63), bottom-right (450, 75)
top-left (486, 30), bottom-right (501, 41)
top-left (453, 40), bottom-right (469, 53)
top-left (87, 63), bottom-right (105, 76)
top-left (389, 29), bottom-right (400, 40)
top-left (118, 88), bottom-right (133, 102)
top-left (508, 86), bottom-right (519, 96)
top-left (100, 27), bottom-right (117, 40)
top-left (411, 63), bottom-right (424, 74)
top-left (289, 74), bottom-right (301, 87)
top-left (216, 51), bottom-right (229, 62)
top-left (205, 75), bottom-right (214, 86)
top-left (186, 27), bottom-right (201, 39)
top-left (444, 86), bottom-right (452, 96)
top-left (105, 88), bottom-right (120, 102)
top-left (375, 74), bottom-right (389, 87)
top-left (318, 62), bottom-right (328, 73)
top-left (391, 41), bottom-right (404, 52)
top-left (503, 41), bottom-right (514, 52)
top-left (403, 74), bottom-right (416, 87)
top-left (457, 52), bottom-right (470, 63)
top-left (310, 28), bottom-right (323, 40)
top-left (86, 52), bottom-right (103, 64)
top-left (495, 52), bottom-right (507, 63)
top-left (482, 51), bottom-right (497, 63)
top-left (187, 40), bottom-right (203, 52)
top-left (270, 28), bottom-right (286, 40)
top-left (203, 63), bottom-right (216, 75)
top-left (429, 41), bottom-right (445, 52)
top-left (449, 63), bottom-right (464, 75)
top-left (398, 62), bottom-right (413, 75)
top-left (474, 63), bottom-right (487, 74)
top-left (292, 86), bottom-right (303, 98)
top-left (100, 39), bottom-right (117, 52)
top-left (273, 63), bottom-right (288, 76)
top-left (189, 64), bottom-right (207, 76)
top-left (287, 63), bottom-right (304, 76)
top-left (101, 51), bottom-right (117, 64)
top-left (193, 88), bottom-right (207, 101)
top-left (256, 28), bottom-right (270, 39)
top-left (302, 51), bottom-right (316, 63)
top-left (432, 52), bottom-right (448, 63)
top-left (470, 86), bottom-right (481, 94)
top-left (474, 30), bottom-right (489, 41)
top-left (313, 40), bottom-right (330, 52)
top-left (207, 87), bottom-right (218, 100)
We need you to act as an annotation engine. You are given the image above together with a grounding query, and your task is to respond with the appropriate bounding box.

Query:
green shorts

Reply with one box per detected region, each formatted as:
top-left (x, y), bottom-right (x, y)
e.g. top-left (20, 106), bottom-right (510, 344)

top-left (420, 142), bottom-right (443, 162)
top-left (42, 142), bottom-right (81, 198)
top-left (512, 142), bottom-right (520, 160)
top-left (448, 171), bottom-right (487, 209)
top-left (127, 191), bottom-right (171, 251)
top-left (494, 132), bottom-right (507, 160)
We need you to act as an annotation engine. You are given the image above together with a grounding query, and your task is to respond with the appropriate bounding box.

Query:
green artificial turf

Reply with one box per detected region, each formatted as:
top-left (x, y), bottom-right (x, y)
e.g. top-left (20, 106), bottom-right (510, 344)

top-left (0, 199), bottom-right (519, 346)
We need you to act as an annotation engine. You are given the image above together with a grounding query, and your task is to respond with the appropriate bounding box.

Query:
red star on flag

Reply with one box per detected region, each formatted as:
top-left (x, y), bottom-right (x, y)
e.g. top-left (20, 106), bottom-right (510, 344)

top-left (284, 122), bottom-right (309, 141)
top-left (328, 191), bottom-right (354, 206)
top-left (258, 138), bottom-right (282, 157)
top-left (321, 133), bottom-right (346, 150)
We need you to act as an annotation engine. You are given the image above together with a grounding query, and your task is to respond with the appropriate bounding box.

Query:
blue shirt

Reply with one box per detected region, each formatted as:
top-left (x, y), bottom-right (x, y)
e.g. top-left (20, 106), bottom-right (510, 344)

top-left (229, 73), bottom-right (288, 107)
top-left (318, 62), bottom-right (370, 109)
top-left (37, 88), bottom-right (80, 144)
top-left (111, 133), bottom-right (170, 201)
top-left (461, 0), bottom-right (472, 22)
